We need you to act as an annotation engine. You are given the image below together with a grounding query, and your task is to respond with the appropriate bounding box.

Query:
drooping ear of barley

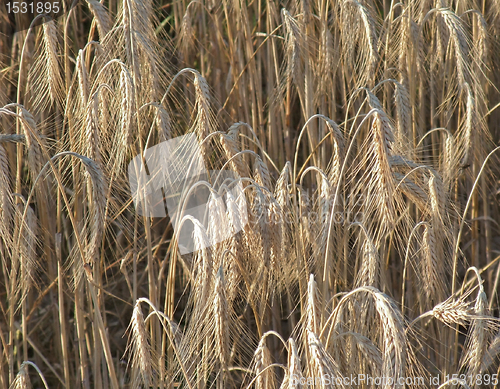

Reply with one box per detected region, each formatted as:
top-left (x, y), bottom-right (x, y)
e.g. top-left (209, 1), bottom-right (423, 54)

top-left (208, 192), bottom-right (227, 247)
top-left (254, 335), bottom-right (275, 389)
top-left (76, 50), bottom-right (89, 104)
top-left (226, 189), bottom-right (244, 240)
top-left (317, 15), bottom-right (335, 99)
top-left (254, 155), bottom-right (272, 190)
top-left (324, 118), bottom-right (344, 186)
top-left (371, 290), bottom-right (408, 387)
top-left (328, 287), bottom-right (410, 386)
top-left (280, 338), bottom-right (302, 389)
top-left (268, 200), bottom-right (283, 284)
top-left (86, 0), bottom-right (112, 38)
top-left (420, 225), bottom-right (444, 307)
top-left (11, 364), bottom-right (31, 389)
top-left (355, 110), bottom-right (398, 244)
top-left (224, 191), bottom-right (245, 302)
top-left (464, 288), bottom-right (489, 385)
top-left (357, 87), bottom-right (383, 111)
top-left (340, 0), bottom-right (379, 88)
top-left (19, 108), bottom-right (42, 183)
top-left (350, 332), bottom-right (383, 377)
top-left (20, 206), bottom-right (37, 301)
top-left (355, 235), bottom-right (380, 289)
top-left (299, 186), bottom-right (311, 245)
top-left (430, 294), bottom-right (474, 327)
top-left (281, 9), bottom-right (305, 93)
top-left (437, 8), bottom-right (471, 88)
top-left (318, 172), bottom-right (331, 255)
top-left (423, 172), bottom-right (451, 302)
top-left (460, 273), bottom-right (499, 386)
top-left (186, 215), bottom-right (213, 302)
top-left (192, 72), bottom-right (213, 160)
top-left (482, 331), bottom-right (500, 373)
top-left (428, 172), bottom-right (446, 226)
top-left (213, 266), bottom-right (230, 382)
top-left (301, 167), bottom-right (332, 265)
top-left (178, 3), bottom-right (194, 61)
top-left (85, 94), bottom-right (102, 168)
top-left (220, 131), bottom-right (248, 178)
top-left (28, 19), bottom-right (63, 112)
top-left (245, 187), bottom-right (273, 308)
top-left (227, 122), bottom-right (246, 142)
top-left (156, 105), bottom-right (172, 142)
top-left (127, 302), bottom-right (153, 387)
top-left (0, 142), bottom-right (12, 249)
top-left (391, 169), bottom-right (428, 212)
top-left (274, 163), bottom-right (293, 282)
top-left (441, 129), bottom-right (458, 190)
top-left (306, 274), bottom-right (321, 334)
top-left (110, 0), bottom-right (165, 102)
top-left (275, 162), bottom-right (291, 209)
top-left (121, 0), bottom-right (140, 82)
top-left (306, 329), bottom-right (343, 387)
top-left (461, 83), bottom-right (475, 168)
top-left (393, 80), bottom-right (412, 146)
top-left (119, 69), bottom-right (134, 149)
top-left (80, 155), bottom-right (106, 266)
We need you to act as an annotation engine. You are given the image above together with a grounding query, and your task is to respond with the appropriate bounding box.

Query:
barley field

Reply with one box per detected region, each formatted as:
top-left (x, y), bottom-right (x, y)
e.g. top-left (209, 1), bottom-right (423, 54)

top-left (1, 0), bottom-right (500, 388)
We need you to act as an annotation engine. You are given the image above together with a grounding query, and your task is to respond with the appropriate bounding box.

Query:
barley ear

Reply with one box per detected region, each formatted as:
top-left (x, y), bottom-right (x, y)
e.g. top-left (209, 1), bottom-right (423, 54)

top-left (11, 365), bottom-right (31, 389)
top-left (254, 335), bottom-right (275, 389)
top-left (213, 266), bottom-right (229, 380)
top-left (0, 143), bottom-right (13, 248)
top-left (306, 274), bottom-right (321, 334)
top-left (28, 19), bottom-right (64, 112)
top-left (86, 0), bottom-right (112, 37)
top-left (254, 155), bottom-right (272, 189)
top-left (127, 302), bottom-right (153, 387)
